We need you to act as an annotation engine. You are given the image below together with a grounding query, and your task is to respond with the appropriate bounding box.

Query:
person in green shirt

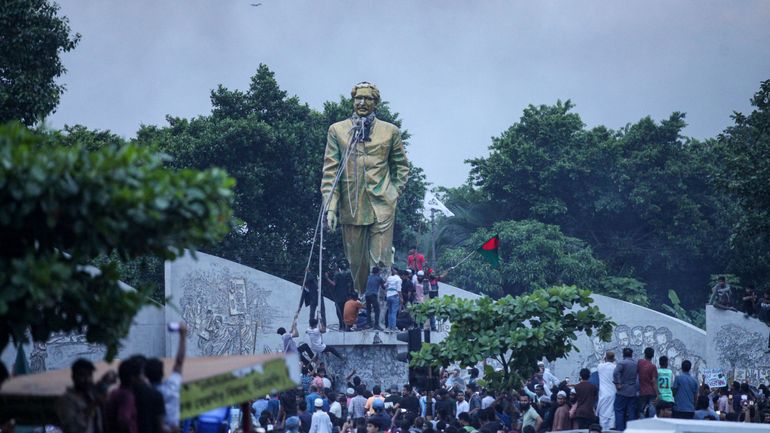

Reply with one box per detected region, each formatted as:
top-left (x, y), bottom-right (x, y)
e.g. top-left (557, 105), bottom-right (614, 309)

top-left (519, 393), bottom-right (542, 431)
top-left (657, 355), bottom-right (675, 403)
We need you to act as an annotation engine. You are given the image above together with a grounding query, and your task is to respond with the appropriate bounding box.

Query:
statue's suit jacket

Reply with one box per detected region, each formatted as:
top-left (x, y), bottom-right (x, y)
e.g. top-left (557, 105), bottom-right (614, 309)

top-left (320, 117), bottom-right (410, 226)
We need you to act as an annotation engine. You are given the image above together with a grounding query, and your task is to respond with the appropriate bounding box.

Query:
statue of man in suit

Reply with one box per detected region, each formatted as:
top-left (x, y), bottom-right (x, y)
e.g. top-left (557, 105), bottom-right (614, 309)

top-left (320, 82), bottom-right (410, 294)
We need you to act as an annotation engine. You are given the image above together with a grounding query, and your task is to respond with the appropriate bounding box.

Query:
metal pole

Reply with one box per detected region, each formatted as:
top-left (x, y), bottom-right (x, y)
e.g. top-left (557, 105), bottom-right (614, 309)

top-left (430, 209), bottom-right (436, 270)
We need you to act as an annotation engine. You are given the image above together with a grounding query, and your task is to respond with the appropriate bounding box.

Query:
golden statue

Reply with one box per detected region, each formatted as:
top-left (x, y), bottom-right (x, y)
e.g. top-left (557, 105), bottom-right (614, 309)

top-left (320, 82), bottom-right (410, 294)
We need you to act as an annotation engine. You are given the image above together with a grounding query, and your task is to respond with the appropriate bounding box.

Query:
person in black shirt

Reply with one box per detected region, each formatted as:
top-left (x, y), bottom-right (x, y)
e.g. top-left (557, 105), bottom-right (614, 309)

top-left (127, 355), bottom-right (165, 433)
top-left (434, 389), bottom-right (456, 419)
top-left (282, 388), bottom-right (299, 417)
top-left (400, 384), bottom-right (420, 415)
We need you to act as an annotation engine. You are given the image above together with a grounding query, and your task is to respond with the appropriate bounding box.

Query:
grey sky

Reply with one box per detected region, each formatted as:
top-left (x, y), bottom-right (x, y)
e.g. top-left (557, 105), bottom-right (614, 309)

top-left (50, 0), bottom-right (770, 188)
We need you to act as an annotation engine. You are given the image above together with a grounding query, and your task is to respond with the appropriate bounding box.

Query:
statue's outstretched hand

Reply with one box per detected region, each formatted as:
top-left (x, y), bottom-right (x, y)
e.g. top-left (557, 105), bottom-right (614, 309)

top-left (326, 210), bottom-right (337, 231)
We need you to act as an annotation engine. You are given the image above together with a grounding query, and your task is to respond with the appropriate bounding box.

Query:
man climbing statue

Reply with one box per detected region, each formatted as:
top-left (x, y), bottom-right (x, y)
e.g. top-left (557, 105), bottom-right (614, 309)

top-left (320, 82), bottom-right (410, 294)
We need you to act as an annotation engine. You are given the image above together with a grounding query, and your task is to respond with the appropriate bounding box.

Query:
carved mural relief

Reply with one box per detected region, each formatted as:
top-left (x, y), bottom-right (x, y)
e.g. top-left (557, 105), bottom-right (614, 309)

top-left (571, 324), bottom-right (706, 379)
top-left (178, 267), bottom-right (274, 357)
top-left (715, 323), bottom-right (770, 370)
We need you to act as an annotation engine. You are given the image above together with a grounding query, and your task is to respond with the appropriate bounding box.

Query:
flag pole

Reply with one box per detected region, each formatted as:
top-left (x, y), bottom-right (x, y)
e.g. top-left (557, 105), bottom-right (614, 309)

top-left (451, 249), bottom-right (477, 269)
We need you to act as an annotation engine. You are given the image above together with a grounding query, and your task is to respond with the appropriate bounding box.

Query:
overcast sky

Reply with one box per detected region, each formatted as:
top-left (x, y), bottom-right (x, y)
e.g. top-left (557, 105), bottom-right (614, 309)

top-left (49, 0), bottom-right (770, 188)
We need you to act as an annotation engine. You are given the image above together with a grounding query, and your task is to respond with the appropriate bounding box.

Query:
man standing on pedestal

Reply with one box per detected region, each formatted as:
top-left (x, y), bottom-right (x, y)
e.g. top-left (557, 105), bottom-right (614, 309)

top-left (321, 82), bottom-right (410, 295)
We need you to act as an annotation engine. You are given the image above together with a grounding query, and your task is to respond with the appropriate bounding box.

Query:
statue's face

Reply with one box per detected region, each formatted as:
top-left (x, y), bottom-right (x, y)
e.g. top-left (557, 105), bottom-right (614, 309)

top-left (353, 87), bottom-right (377, 117)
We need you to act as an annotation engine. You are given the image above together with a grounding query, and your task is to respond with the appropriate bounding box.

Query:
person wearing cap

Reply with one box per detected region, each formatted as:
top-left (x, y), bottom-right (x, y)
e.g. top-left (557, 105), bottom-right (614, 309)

top-left (523, 383), bottom-right (544, 403)
top-left (365, 385), bottom-right (386, 415)
top-left (310, 397), bottom-right (333, 433)
top-left (551, 390), bottom-right (571, 431)
top-left (348, 385), bottom-right (368, 420)
top-left (56, 358), bottom-right (117, 433)
top-left (368, 399), bottom-right (391, 432)
top-left (415, 270), bottom-right (427, 304)
top-left (285, 416), bottom-right (302, 433)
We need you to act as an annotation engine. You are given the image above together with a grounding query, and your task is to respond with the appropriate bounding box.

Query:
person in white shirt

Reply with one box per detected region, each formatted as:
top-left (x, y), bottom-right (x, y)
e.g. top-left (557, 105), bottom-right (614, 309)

top-left (310, 398), bottom-right (333, 433)
top-left (298, 318), bottom-right (343, 362)
top-left (538, 361), bottom-right (559, 396)
top-left (597, 351), bottom-right (617, 431)
top-left (384, 268), bottom-right (402, 330)
top-left (456, 392), bottom-right (470, 418)
top-left (145, 322), bottom-right (188, 429)
top-left (329, 393), bottom-right (343, 421)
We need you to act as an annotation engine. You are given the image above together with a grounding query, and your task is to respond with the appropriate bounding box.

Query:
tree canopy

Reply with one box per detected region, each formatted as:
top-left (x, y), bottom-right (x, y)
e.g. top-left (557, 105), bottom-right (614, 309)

top-left (0, 123), bottom-right (234, 358)
top-left (438, 99), bottom-right (735, 309)
top-left (410, 286), bottom-right (614, 391)
top-left (716, 80), bottom-right (770, 286)
top-left (0, 0), bottom-right (79, 125)
top-left (437, 219), bottom-right (649, 306)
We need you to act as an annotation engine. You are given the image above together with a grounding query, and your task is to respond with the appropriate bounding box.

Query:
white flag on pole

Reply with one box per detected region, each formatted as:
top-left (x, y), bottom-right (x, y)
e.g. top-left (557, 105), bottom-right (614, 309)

top-left (423, 191), bottom-right (455, 219)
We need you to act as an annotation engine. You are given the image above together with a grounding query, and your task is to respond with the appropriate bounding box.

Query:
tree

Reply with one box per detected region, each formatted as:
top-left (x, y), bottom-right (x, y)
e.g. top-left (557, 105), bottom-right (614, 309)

top-left (137, 65), bottom-right (326, 280)
top-left (0, 123), bottom-right (234, 358)
top-left (410, 286), bottom-right (614, 391)
top-left (0, 0), bottom-right (80, 125)
top-left (464, 101), bottom-right (732, 308)
top-left (717, 80), bottom-right (770, 287)
top-left (437, 219), bottom-right (649, 305)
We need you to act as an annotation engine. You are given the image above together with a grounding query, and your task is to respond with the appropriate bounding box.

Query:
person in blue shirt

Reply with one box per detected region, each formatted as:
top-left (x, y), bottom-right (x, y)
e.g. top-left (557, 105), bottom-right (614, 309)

top-left (672, 360), bottom-right (699, 419)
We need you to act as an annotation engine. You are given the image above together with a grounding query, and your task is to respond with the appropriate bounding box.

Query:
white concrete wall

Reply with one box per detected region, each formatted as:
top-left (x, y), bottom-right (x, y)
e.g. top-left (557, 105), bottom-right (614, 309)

top-left (706, 305), bottom-right (770, 383)
top-left (550, 294), bottom-right (707, 381)
top-left (1, 303), bottom-right (164, 373)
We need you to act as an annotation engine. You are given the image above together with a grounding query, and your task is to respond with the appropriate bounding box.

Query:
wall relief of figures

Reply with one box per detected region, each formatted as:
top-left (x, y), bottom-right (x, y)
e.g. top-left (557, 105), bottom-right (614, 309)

top-left (178, 266), bottom-right (273, 357)
top-left (715, 323), bottom-right (770, 370)
top-left (25, 333), bottom-right (104, 373)
top-left (573, 324), bottom-right (706, 378)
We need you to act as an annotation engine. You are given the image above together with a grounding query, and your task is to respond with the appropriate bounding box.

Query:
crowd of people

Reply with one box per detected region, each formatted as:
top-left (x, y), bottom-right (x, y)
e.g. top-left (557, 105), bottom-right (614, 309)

top-left (300, 248), bottom-right (448, 334)
top-left (4, 265), bottom-right (770, 432)
top-left (260, 346), bottom-right (770, 433)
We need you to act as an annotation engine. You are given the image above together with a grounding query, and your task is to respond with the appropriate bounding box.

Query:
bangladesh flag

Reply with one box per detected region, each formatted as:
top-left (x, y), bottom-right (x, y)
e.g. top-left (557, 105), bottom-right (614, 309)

top-left (477, 234), bottom-right (500, 268)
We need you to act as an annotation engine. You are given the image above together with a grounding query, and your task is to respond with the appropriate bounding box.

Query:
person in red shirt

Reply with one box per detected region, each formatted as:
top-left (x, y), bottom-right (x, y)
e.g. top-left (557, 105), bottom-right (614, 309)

top-left (407, 247), bottom-right (425, 272)
top-left (637, 347), bottom-right (659, 418)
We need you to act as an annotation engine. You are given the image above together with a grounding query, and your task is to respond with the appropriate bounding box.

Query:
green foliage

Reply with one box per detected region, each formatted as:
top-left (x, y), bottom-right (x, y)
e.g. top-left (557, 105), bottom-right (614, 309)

top-left (410, 285), bottom-right (614, 391)
top-left (0, 122), bottom-right (234, 358)
top-left (460, 101), bottom-right (733, 308)
top-left (598, 276), bottom-right (650, 307)
top-left (662, 289), bottom-right (706, 329)
top-left (137, 65), bottom-right (326, 280)
top-left (0, 0), bottom-right (80, 125)
top-left (716, 80), bottom-right (770, 287)
top-left (137, 66), bottom-right (428, 280)
top-left (437, 219), bottom-right (648, 306)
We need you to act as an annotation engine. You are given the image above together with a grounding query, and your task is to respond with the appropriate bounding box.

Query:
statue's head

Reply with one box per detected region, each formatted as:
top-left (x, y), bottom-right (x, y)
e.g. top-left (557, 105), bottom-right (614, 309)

top-left (351, 82), bottom-right (380, 117)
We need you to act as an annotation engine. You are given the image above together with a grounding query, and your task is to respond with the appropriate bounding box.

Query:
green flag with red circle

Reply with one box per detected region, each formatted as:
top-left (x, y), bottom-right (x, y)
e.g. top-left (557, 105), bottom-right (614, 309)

top-left (477, 234), bottom-right (500, 268)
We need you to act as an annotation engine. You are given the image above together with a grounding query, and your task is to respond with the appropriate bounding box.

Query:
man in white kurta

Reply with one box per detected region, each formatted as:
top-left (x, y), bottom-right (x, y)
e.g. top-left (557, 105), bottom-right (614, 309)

top-left (597, 351), bottom-right (617, 430)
